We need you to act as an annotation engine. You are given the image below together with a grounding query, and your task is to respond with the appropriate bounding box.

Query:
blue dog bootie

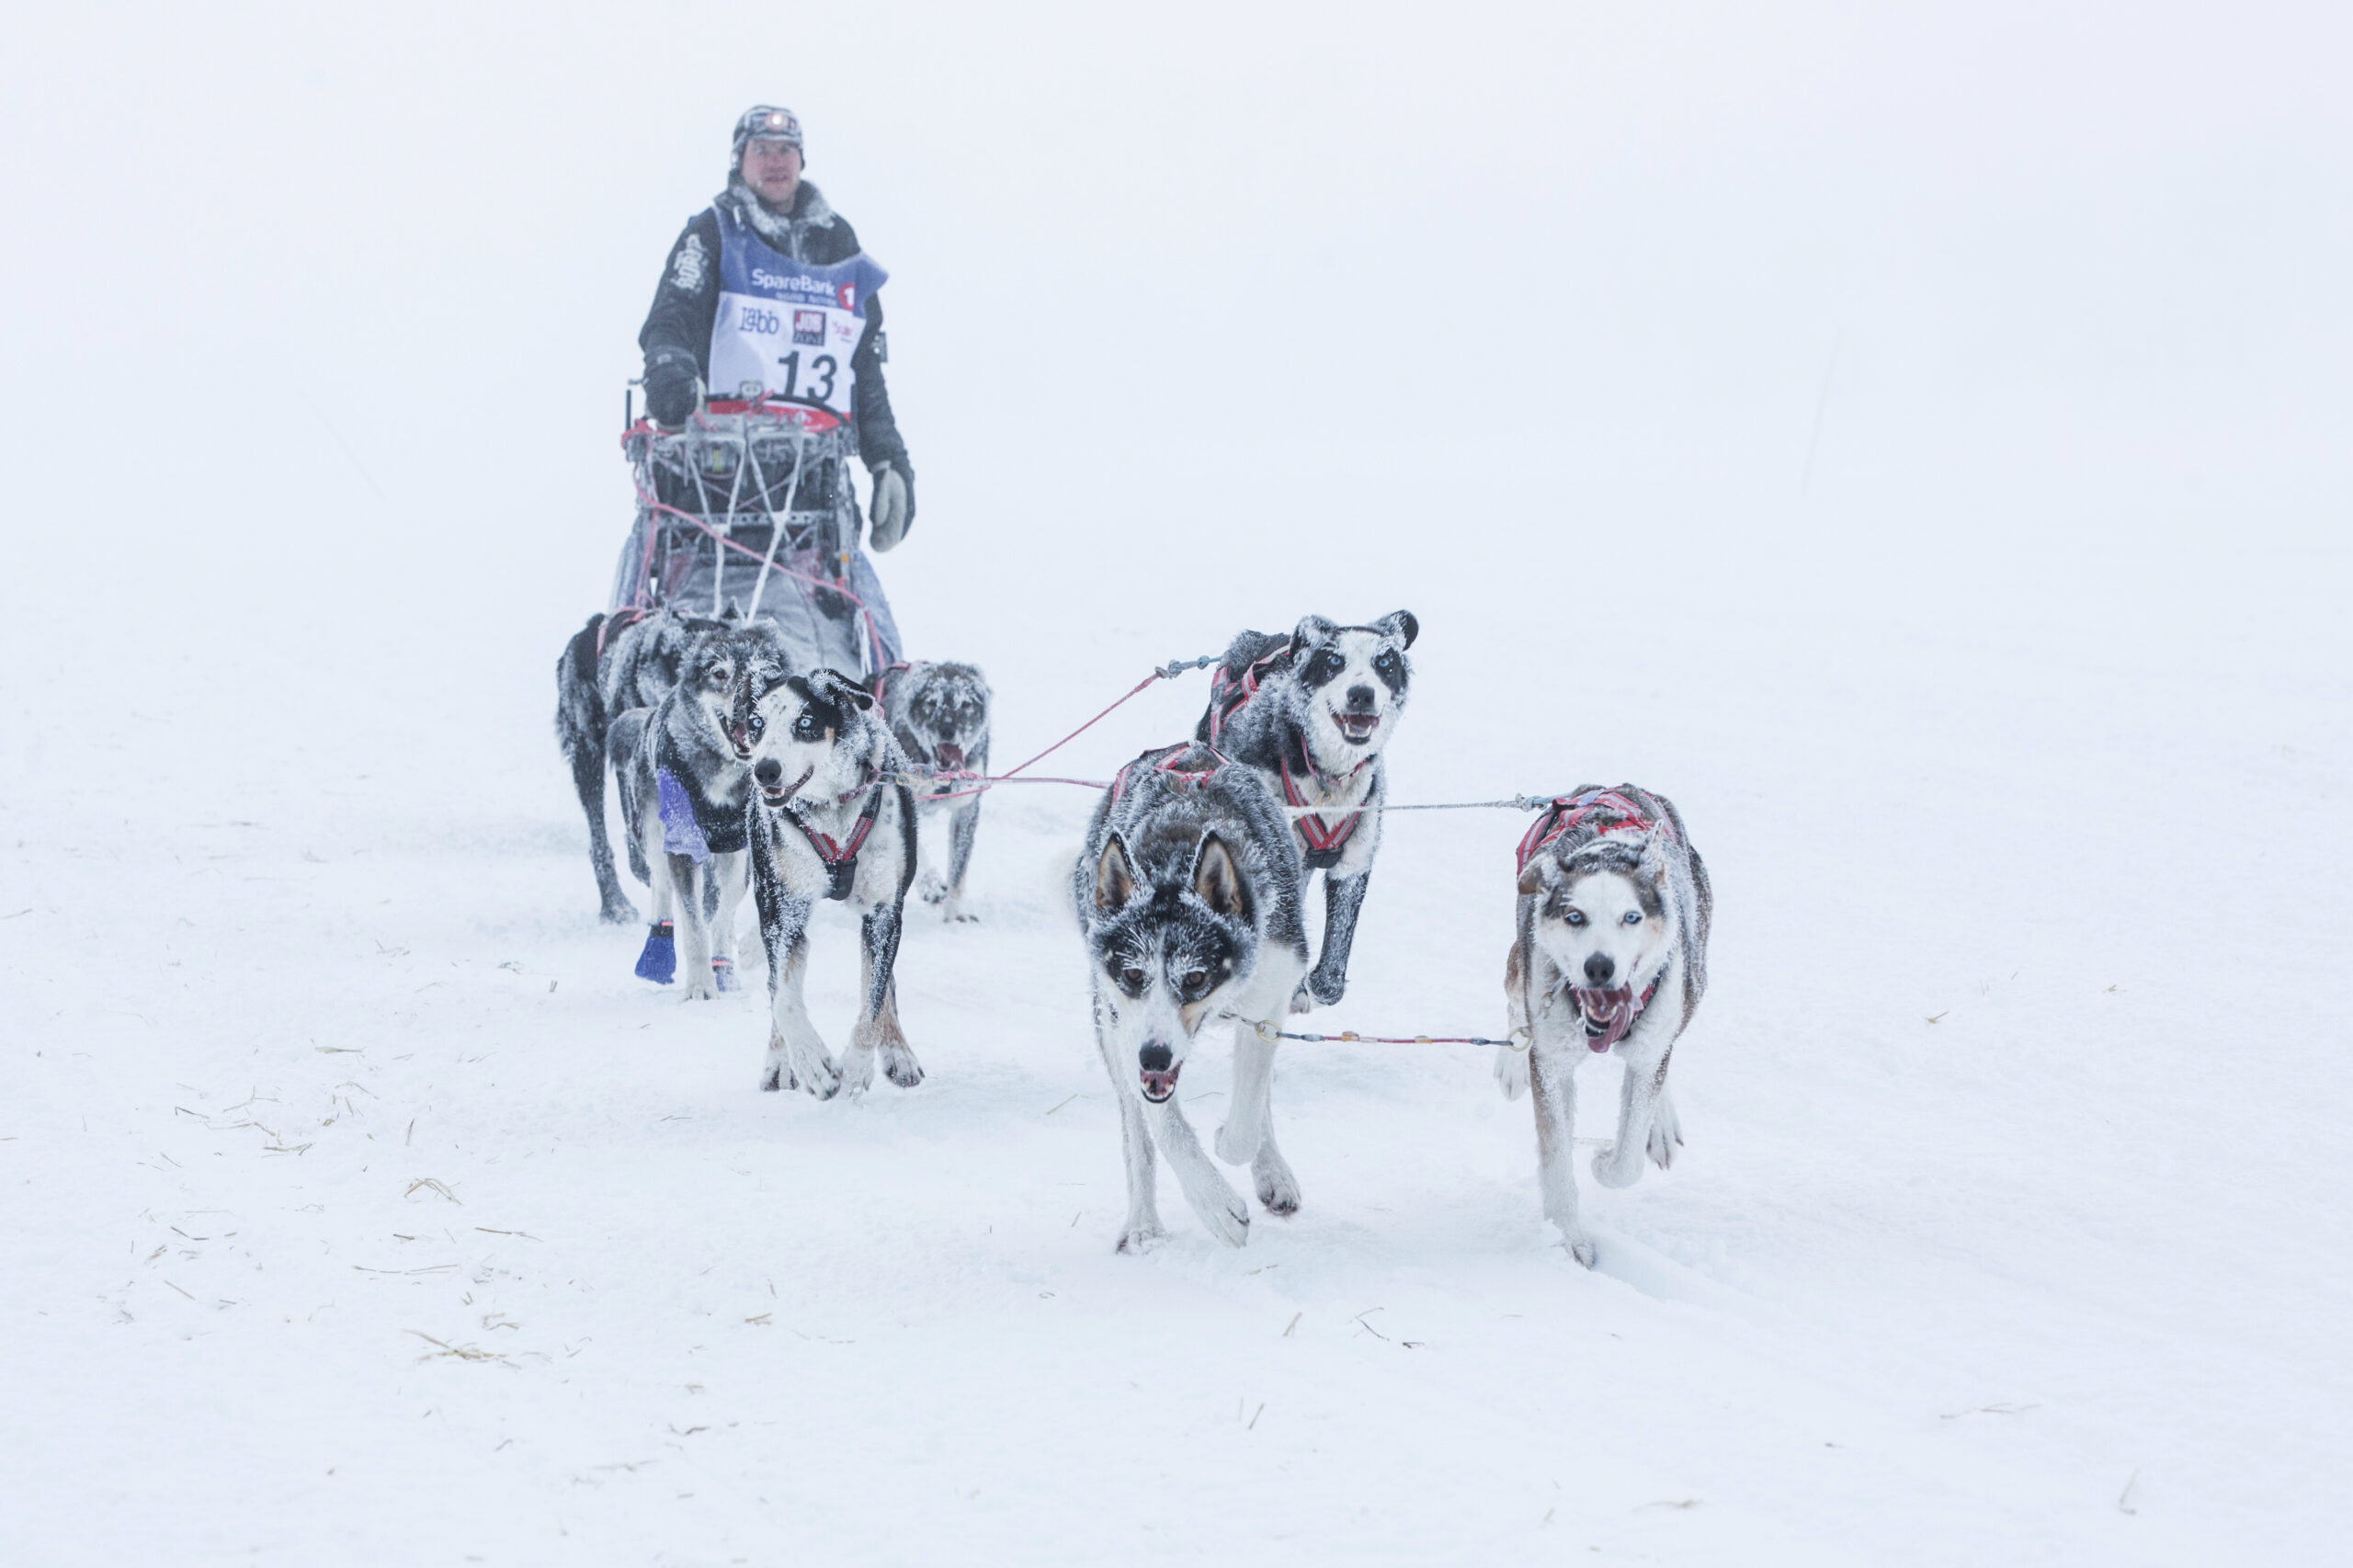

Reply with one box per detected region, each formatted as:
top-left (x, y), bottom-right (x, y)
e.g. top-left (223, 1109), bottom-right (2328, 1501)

top-left (635, 919), bottom-right (676, 984)
top-left (711, 955), bottom-right (738, 994)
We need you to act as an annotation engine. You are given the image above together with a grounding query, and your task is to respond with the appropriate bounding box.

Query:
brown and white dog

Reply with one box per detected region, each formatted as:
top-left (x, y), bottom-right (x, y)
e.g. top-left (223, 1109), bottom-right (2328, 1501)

top-left (1497, 785), bottom-right (1712, 1267)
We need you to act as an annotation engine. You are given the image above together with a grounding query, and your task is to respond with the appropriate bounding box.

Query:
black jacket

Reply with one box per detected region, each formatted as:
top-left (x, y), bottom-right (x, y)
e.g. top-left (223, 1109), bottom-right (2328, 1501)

top-left (638, 179), bottom-right (908, 471)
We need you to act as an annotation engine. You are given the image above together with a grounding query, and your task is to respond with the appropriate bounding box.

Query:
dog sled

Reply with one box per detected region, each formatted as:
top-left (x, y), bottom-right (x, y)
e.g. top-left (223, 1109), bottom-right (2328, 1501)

top-left (611, 395), bottom-right (902, 676)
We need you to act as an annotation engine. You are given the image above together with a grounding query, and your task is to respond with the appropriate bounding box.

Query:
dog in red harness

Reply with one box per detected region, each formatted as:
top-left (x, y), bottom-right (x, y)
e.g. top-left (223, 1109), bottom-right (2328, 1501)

top-left (1077, 743), bottom-right (1312, 1252)
top-left (736, 665), bottom-right (922, 1100)
top-left (1498, 783), bottom-right (1712, 1267)
top-left (1193, 610), bottom-right (1416, 1012)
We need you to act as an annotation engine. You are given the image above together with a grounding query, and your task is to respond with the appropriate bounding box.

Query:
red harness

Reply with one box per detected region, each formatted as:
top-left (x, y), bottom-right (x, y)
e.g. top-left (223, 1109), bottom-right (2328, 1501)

top-left (1108, 744), bottom-right (1227, 805)
top-left (869, 660), bottom-right (914, 710)
top-left (1204, 641), bottom-right (1292, 747)
top-left (1279, 753), bottom-right (1367, 866)
top-left (785, 775), bottom-right (886, 902)
top-left (1515, 788), bottom-right (1663, 878)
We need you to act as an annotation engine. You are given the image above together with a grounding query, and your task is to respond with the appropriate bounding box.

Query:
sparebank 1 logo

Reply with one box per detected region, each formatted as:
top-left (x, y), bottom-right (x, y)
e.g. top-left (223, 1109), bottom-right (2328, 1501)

top-left (835, 282), bottom-right (857, 311)
top-left (792, 309), bottom-right (826, 347)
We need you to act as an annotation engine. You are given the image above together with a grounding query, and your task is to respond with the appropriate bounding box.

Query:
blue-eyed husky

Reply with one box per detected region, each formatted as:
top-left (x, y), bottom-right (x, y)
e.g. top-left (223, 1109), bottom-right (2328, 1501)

top-left (738, 665), bottom-right (923, 1100)
top-left (1497, 785), bottom-right (1712, 1267)
top-left (1074, 744), bottom-right (1310, 1252)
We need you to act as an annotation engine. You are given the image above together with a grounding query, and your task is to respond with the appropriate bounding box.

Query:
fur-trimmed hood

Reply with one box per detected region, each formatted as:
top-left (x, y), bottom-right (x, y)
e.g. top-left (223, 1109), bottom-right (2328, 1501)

top-left (714, 178), bottom-right (838, 261)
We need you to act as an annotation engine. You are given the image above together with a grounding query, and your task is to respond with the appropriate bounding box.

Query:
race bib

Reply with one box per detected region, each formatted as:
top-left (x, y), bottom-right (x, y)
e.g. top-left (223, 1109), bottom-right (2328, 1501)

top-left (708, 209), bottom-right (888, 417)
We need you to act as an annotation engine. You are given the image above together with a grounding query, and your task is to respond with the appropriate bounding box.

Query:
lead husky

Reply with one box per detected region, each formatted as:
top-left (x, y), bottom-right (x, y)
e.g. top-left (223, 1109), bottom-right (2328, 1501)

top-left (1496, 785), bottom-right (1711, 1267)
top-left (875, 660), bottom-right (991, 922)
top-left (1195, 611), bottom-right (1415, 1011)
top-left (1075, 744), bottom-right (1310, 1252)
top-left (738, 665), bottom-right (923, 1100)
top-left (611, 618), bottom-right (788, 998)
top-left (554, 606), bottom-right (722, 923)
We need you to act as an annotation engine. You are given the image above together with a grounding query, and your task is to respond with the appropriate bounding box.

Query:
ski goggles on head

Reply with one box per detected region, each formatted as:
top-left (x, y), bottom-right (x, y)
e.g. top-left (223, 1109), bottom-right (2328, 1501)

top-left (733, 106), bottom-right (802, 148)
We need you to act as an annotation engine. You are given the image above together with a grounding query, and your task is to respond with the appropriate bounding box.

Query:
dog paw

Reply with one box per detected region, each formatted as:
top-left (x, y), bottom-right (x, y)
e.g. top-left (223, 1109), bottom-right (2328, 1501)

top-left (1115, 1221), bottom-right (1167, 1256)
top-left (772, 1039), bottom-right (837, 1099)
top-left (1288, 985), bottom-right (1315, 1016)
top-left (880, 1039), bottom-right (925, 1089)
top-left (916, 871), bottom-right (947, 904)
top-left (633, 923), bottom-right (676, 985)
top-left (1213, 1119), bottom-right (1260, 1165)
top-left (1590, 1144), bottom-right (1643, 1190)
top-left (1646, 1098), bottom-right (1683, 1171)
top-left (1199, 1187), bottom-right (1252, 1248)
top-left (941, 900), bottom-right (977, 925)
top-left (710, 957), bottom-right (739, 994)
top-left (834, 1041), bottom-right (878, 1098)
top-left (1494, 1047), bottom-right (1529, 1101)
top-left (1254, 1156), bottom-right (1300, 1217)
top-left (679, 975), bottom-right (719, 1003)
top-left (599, 896), bottom-right (639, 926)
top-left (1560, 1229), bottom-right (1597, 1268)
top-left (1305, 969), bottom-right (1346, 1007)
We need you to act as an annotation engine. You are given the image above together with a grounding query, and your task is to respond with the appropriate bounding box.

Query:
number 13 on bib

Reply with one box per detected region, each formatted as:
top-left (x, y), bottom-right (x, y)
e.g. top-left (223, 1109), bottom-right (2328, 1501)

top-left (708, 207), bottom-right (889, 417)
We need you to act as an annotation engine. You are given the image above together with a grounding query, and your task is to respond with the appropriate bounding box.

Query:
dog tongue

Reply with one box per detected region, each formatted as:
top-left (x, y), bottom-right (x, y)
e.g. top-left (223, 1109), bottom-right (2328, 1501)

top-left (936, 744), bottom-right (964, 770)
top-left (1572, 986), bottom-right (1638, 1052)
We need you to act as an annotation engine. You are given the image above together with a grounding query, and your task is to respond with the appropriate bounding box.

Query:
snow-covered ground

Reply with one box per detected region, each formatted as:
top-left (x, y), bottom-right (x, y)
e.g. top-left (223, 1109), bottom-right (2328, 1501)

top-left (6, 4), bottom-right (2350, 1563)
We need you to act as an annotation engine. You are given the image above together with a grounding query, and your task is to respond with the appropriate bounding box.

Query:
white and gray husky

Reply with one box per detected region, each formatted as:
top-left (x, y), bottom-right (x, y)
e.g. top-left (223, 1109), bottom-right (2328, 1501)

top-left (737, 664), bottom-right (924, 1100)
top-left (1074, 744), bottom-right (1311, 1252)
top-left (875, 660), bottom-right (991, 923)
top-left (1497, 785), bottom-right (1712, 1267)
top-left (610, 618), bottom-right (790, 998)
top-left (1195, 611), bottom-right (1415, 1011)
top-left (555, 605), bottom-right (724, 924)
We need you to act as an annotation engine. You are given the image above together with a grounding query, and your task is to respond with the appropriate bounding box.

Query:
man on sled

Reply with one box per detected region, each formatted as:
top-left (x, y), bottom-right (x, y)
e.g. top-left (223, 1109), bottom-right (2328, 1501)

top-left (613, 104), bottom-right (916, 675)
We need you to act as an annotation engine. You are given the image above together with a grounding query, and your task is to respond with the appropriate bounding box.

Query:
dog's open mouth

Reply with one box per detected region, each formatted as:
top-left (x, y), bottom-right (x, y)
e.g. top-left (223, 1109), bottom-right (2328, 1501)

top-left (757, 766), bottom-right (813, 807)
top-left (1571, 985), bottom-right (1641, 1052)
top-left (933, 742), bottom-right (965, 771)
top-left (1330, 708), bottom-right (1381, 745)
top-left (1139, 1062), bottom-right (1182, 1103)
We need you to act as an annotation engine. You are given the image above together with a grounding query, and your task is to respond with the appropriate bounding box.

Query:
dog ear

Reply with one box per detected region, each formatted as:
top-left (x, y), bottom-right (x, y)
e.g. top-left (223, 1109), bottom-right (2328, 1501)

top-left (1639, 825), bottom-right (1673, 889)
top-left (1376, 609), bottom-right (1419, 649)
top-left (807, 668), bottom-right (876, 710)
top-left (1192, 833), bottom-right (1254, 922)
top-left (1517, 858), bottom-right (1550, 898)
top-left (1094, 833), bottom-right (1137, 912)
top-left (1289, 616), bottom-right (1337, 657)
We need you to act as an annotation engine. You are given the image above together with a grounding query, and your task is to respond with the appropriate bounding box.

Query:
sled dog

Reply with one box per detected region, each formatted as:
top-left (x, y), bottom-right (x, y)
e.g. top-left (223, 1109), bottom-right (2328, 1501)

top-left (739, 664), bottom-right (923, 1099)
top-left (876, 660), bottom-right (991, 922)
top-left (555, 606), bottom-right (722, 923)
top-left (1195, 610), bottom-right (1416, 1011)
top-left (1496, 785), bottom-right (1711, 1267)
top-left (1074, 744), bottom-right (1311, 1252)
top-left (611, 618), bottom-right (789, 999)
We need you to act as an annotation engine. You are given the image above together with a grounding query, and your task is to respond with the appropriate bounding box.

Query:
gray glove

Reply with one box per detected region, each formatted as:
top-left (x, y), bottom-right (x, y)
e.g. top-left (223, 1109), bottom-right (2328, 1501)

top-left (867, 457), bottom-right (915, 551)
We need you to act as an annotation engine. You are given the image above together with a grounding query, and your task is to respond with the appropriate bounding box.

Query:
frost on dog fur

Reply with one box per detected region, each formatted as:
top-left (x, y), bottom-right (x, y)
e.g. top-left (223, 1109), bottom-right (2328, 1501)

top-left (740, 663), bottom-right (922, 1100)
top-left (1074, 745), bottom-right (1310, 1253)
top-left (876, 660), bottom-right (991, 923)
top-left (1500, 784), bottom-right (1712, 1267)
top-left (1193, 610), bottom-right (1416, 1013)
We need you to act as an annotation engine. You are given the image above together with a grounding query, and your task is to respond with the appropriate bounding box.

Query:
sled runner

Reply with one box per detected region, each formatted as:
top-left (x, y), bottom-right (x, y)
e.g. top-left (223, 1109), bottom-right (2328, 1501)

top-left (611, 395), bottom-right (902, 677)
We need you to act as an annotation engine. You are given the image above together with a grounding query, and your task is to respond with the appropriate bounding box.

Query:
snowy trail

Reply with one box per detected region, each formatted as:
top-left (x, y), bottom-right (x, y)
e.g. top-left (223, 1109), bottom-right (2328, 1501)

top-left (8, 4), bottom-right (2353, 1561)
top-left (7, 509), bottom-right (2347, 1563)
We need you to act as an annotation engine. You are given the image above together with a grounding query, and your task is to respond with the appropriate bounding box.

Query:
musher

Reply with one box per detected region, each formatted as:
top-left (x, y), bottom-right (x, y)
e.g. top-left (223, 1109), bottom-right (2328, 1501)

top-left (617, 105), bottom-right (914, 666)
